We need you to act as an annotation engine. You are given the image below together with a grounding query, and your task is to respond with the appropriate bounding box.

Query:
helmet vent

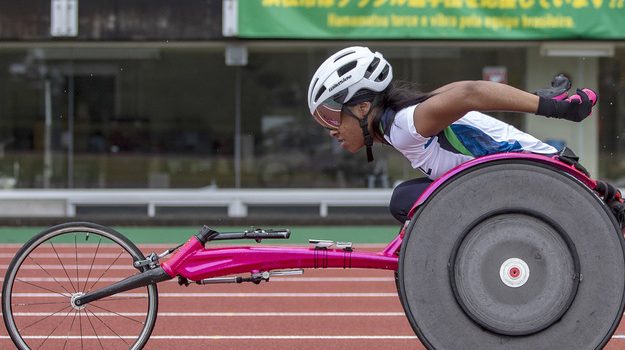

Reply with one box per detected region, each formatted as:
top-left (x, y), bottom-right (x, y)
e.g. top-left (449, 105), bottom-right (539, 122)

top-left (375, 64), bottom-right (390, 82)
top-left (332, 90), bottom-right (348, 104)
top-left (309, 78), bottom-right (319, 100)
top-left (337, 61), bottom-right (357, 77)
top-left (364, 57), bottom-right (380, 79)
top-left (314, 86), bottom-right (326, 102)
top-left (333, 50), bottom-right (355, 63)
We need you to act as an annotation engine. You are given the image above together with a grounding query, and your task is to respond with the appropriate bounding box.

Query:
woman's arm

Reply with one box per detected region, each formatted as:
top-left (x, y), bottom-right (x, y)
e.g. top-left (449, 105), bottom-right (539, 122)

top-left (414, 80), bottom-right (539, 137)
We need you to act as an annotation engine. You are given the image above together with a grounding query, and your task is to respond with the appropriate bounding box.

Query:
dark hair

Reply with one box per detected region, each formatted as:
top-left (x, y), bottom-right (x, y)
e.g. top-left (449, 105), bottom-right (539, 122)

top-left (381, 80), bottom-right (433, 111)
top-left (371, 80), bottom-right (434, 141)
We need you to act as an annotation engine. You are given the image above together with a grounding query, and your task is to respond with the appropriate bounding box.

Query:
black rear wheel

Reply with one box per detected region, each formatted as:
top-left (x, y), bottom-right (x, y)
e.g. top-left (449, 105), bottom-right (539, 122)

top-left (398, 160), bottom-right (625, 349)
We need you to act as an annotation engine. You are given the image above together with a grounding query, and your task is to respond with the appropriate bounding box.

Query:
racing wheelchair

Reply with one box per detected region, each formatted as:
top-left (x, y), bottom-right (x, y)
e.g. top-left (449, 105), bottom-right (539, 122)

top-left (3, 151), bottom-right (625, 349)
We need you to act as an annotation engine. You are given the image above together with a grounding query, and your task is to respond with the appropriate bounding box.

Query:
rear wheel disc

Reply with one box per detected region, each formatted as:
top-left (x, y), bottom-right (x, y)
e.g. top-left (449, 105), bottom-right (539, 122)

top-left (398, 161), bottom-right (625, 350)
top-left (450, 211), bottom-right (580, 336)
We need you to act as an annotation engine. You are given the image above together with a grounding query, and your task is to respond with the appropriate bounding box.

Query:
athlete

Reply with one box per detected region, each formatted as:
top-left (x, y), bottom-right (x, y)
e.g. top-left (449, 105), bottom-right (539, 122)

top-left (307, 46), bottom-right (597, 223)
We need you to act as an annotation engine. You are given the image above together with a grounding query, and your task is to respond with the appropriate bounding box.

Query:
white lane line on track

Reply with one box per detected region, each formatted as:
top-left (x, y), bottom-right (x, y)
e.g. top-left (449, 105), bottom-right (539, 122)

top-left (5, 277), bottom-right (136, 283)
top-left (12, 292), bottom-right (398, 297)
top-left (1, 265), bottom-right (395, 272)
top-left (1, 335), bottom-right (625, 340)
top-left (0, 335), bottom-right (417, 340)
top-left (0, 244), bottom-right (389, 249)
top-left (3, 277), bottom-right (394, 283)
top-left (6, 312), bottom-right (405, 317)
top-left (0, 253), bottom-right (123, 258)
top-left (2, 334), bottom-right (625, 340)
top-left (0, 265), bottom-right (133, 270)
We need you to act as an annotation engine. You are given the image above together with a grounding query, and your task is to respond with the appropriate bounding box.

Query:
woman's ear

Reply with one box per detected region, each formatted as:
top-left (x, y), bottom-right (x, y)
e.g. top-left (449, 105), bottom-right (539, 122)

top-left (358, 101), bottom-right (372, 116)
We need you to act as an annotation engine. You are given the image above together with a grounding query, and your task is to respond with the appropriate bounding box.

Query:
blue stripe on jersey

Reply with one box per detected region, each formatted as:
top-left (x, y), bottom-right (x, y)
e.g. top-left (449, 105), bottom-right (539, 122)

top-left (424, 137), bottom-right (435, 149)
top-left (450, 124), bottom-right (523, 156)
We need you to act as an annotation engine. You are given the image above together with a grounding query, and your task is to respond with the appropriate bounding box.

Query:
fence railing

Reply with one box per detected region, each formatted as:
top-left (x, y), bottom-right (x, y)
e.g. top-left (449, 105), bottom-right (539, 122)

top-left (0, 189), bottom-right (393, 218)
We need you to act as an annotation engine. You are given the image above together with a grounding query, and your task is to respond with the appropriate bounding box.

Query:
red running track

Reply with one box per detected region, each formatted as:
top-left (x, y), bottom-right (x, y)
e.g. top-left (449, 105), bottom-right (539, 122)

top-left (0, 244), bottom-right (624, 350)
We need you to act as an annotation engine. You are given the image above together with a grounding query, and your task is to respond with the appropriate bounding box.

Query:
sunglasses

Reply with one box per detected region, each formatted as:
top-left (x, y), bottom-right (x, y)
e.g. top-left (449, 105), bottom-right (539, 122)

top-left (312, 98), bottom-right (343, 130)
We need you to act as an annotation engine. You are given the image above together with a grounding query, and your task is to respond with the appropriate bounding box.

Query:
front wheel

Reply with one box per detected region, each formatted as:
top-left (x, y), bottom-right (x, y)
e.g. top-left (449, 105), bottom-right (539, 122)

top-left (2, 222), bottom-right (159, 350)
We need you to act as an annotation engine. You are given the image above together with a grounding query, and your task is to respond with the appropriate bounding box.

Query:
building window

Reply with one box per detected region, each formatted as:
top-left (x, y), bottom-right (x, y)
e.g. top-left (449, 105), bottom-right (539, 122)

top-left (0, 45), bottom-right (529, 189)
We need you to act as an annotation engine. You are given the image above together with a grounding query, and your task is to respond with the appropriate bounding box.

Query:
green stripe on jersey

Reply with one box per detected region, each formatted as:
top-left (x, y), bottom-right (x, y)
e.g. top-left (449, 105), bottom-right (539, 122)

top-left (443, 126), bottom-right (473, 156)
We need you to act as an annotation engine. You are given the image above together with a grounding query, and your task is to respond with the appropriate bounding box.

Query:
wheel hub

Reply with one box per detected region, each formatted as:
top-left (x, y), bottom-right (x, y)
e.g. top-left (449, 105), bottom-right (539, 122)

top-left (70, 292), bottom-right (86, 310)
top-left (499, 257), bottom-right (530, 288)
top-left (450, 213), bottom-right (580, 336)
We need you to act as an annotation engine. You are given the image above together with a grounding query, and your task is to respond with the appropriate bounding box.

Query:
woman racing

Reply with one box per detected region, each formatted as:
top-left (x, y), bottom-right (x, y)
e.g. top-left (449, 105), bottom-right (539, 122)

top-left (307, 46), bottom-right (597, 224)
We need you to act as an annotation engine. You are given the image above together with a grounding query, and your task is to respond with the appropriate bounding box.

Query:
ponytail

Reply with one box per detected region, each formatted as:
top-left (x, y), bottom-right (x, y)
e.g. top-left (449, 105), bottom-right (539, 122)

top-left (370, 81), bottom-right (434, 142)
top-left (382, 80), bottom-right (434, 111)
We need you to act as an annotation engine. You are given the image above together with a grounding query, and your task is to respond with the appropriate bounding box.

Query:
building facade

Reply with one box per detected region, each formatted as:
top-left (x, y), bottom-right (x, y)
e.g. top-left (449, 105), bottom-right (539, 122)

top-left (0, 1), bottom-right (624, 191)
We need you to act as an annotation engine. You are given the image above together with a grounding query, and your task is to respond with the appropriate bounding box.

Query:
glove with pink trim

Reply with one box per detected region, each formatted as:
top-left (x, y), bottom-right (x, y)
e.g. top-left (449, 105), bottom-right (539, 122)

top-left (536, 88), bottom-right (597, 122)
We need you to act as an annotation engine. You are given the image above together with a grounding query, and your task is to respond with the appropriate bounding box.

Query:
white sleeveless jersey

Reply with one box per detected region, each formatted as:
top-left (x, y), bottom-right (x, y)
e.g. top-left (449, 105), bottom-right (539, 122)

top-left (383, 105), bottom-right (558, 180)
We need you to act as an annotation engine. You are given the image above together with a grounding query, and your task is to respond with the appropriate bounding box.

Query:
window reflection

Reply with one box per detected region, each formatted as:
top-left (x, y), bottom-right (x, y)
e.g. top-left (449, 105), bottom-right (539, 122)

top-left (4, 45), bottom-right (614, 189)
top-left (599, 49), bottom-right (625, 184)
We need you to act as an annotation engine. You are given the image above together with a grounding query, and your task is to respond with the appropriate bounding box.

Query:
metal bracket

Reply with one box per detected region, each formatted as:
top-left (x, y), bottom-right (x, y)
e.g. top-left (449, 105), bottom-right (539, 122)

top-left (336, 241), bottom-right (353, 252)
top-left (133, 253), bottom-right (159, 270)
top-left (309, 239), bottom-right (335, 249)
top-left (133, 248), bottom-right (176, 271)
top-left (197, 269), bottom-right (304, 285)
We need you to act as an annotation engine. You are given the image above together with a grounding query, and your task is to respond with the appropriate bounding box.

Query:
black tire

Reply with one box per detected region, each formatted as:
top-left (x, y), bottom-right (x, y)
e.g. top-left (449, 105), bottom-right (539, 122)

top-left (2, 222), bottom-right (159, 350)
top-left (398, 160), bottom-right (625, 350)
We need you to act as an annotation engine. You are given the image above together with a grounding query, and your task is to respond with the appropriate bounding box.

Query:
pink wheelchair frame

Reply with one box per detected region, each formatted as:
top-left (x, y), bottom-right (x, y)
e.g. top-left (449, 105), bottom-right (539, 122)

top-left (73, 152), bottom-right (599, 306)
top-left (162, 153), bottom-right (597, 280)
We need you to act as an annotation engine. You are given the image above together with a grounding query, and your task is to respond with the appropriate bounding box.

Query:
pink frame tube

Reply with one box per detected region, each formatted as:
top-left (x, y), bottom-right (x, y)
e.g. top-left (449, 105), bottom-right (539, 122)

top-left (161, 236), bottom-right (400, 281)
top-left (407, 153), bottom-right (596, 218)
top-left (161, 153), bottom-right (593, 282)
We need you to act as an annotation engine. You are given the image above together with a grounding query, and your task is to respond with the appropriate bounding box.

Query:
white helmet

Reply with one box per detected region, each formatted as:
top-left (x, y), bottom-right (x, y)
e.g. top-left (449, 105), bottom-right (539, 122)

top-left (307, 46), bottom-right (393, 129)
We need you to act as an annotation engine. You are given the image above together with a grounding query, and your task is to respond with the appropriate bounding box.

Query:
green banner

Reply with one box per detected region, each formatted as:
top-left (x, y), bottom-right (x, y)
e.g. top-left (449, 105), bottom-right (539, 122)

top-left (238, 0), bottom-right (625, 39)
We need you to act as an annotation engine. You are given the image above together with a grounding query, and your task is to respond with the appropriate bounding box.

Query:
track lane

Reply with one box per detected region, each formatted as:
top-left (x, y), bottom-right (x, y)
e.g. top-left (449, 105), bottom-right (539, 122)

top-left (2, 246), bottom-right (625, 350)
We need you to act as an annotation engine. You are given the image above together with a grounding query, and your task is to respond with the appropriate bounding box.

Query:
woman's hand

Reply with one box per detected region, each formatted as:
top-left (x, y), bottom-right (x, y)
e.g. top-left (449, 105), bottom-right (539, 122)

top-left (536, 88), bottom-right (597, 122)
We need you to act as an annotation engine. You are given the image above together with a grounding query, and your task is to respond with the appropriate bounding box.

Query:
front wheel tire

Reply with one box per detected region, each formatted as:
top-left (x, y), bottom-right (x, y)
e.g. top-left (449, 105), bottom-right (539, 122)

top-left (2, 222), bottom-right (159, 350)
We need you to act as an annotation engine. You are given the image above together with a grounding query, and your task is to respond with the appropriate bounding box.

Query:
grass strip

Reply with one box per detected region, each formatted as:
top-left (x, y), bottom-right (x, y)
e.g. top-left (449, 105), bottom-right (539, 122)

top-left (0, 226), bottom-right (399, 245)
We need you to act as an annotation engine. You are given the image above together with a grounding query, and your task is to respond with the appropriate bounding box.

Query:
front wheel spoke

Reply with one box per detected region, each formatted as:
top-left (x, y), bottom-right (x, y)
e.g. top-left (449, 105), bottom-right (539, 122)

top-left (95, 296), bottom-right (147, 303)
top-left (83, 308), bottom-right (106, 350)
top-left (83, 238), bottom-right (102, 298)
top-left (18, 305), bottom-right (72, 333)
top-left (35, 307), bottom-right (74, 350)
top-left (62, 311), bottom-right (79, 350)
top-left (89, 303), bottom-right (145, 325)
top-left (86, 308), bottom-right (131, 346)
top-left (79, 309), bottom-right (84, 350)
top-left (50, 242), bottom-right (78, 293)
top-left (74, 234), bottom-right (80, 293)
top-left (26, 256), bottom-right (74, 296)
top-left (87, 251), bottom-right (125, 292)
top-left (15, 278), bottom-right (72, 299)
top-left (14, 301), bottom-right (70, 307)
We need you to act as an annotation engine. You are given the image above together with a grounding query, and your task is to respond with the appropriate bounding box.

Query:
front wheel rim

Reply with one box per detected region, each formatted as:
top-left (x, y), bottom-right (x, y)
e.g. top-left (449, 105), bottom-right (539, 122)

top-left (2, 225), bottom-right (158, 350)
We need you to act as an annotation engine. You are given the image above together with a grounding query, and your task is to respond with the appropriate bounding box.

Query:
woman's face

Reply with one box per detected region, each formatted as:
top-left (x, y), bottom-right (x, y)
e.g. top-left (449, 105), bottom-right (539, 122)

top-left (329, 107), bottom-right (365, 153)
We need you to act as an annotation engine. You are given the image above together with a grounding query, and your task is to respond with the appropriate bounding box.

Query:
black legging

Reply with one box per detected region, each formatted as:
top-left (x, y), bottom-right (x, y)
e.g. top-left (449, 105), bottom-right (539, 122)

top-left (389, 177), bottom-right (433, 223)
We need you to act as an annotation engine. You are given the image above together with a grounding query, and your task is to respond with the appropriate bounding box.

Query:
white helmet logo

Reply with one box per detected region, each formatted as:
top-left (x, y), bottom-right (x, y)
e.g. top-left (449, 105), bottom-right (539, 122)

top-left (328, 75), bottom-right (352, 93)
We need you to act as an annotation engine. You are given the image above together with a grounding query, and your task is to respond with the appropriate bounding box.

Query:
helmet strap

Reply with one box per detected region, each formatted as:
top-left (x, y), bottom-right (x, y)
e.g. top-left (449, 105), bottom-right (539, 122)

top-left (360, 114), bottom-right (374, 162)
top-left (344, 105), bottom-right (375, 162)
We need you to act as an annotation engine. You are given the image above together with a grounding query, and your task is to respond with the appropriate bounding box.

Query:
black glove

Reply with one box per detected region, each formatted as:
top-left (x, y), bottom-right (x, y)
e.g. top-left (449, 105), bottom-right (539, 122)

top-left (536, 88), bottom-right (597, 122)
